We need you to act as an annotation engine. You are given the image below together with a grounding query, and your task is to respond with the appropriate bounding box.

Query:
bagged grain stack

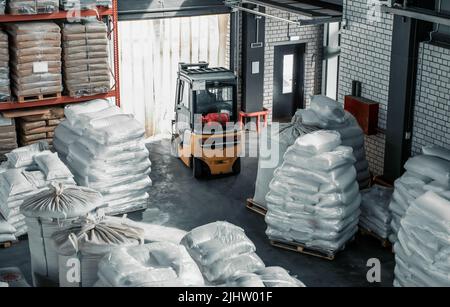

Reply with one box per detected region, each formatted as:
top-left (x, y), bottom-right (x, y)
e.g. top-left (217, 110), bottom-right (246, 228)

top-left (8, 0), bottom-right (59, 14)
top-left (55, 100), bottom-right (153, 215)
top-left (388, 146), bottom-right (449, 243)
top-left (20, 183), bottom-right (103, 287)
top-left (96, 242), bottom-right (204, 287)
top-left (62, 19), bottom-right (110, 97)
top-left (265, 130), bottom-right (361, 256)
top-left (0, 169), bottom-right (40, 237)
top-left (394, 191), bottom-right (450, 287)
top-left (359, 185), bottom-right (393, 240)
top-left (7, 22), bottom-right (62, 101)
top-left (0, 117), bottom-right (18, 162)
top-left (17, 107), bottom-right (65, 147)
top-left (53, 214), bottom-right (144, 287)
top-left (253, 96), bottom-right (371, 211)
top-left (181, 221), bottom-right (265, 285)
top-left (0, 143), bottom-right (67, 238)
top-left (0, 30), bottom-right (10, 102)
top-left (299, 95), bottom-right (371, 188)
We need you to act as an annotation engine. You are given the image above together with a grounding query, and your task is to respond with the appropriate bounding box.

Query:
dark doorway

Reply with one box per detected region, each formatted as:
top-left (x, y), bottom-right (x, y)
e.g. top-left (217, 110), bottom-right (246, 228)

top-left (272, 43), bottom-right (305, 122)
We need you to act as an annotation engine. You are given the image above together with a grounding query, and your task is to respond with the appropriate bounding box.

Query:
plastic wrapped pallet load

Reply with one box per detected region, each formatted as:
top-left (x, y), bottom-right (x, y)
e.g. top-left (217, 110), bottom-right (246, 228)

top-left (265, 130), bottom-right (361, 256)
top-left (359, 185), bottom-right (393, 240)
top-left (96, 242), bottom-right (204, 287)
top-left (55, 100), bottom-right (153, 215)
top-left (6, 22), bottom-right (62, 100)
top-left (388, 146), bottom-right (450, 244)
top-left (62, 20), bottom-right (110, 97)
top-left (181, 221), bottom-right (265, 285)
top-left (225, 266), bottom-right (305, 287)
top-left (0, 30), bottom-right (10, 102)
top-left (7, 0), bottom-right (59, 14)
top-left (52, 214), bottom-right (144, 287)
top-left (394, 191), bottom-right (450, 287)
top-left (253, 110), bottom-right (317, 209)
top-left (20, 183), bottom-right (103, 287)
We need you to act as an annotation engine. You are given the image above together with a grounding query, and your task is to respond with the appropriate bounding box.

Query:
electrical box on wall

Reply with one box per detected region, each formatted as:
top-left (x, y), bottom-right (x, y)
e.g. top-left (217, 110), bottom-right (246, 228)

top-left (344, 96), bottom-right (380, 135)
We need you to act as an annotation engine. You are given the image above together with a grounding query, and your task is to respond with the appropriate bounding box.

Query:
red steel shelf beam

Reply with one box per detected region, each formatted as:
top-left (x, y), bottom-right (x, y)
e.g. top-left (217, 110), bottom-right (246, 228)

top-left (0, 7), bottom-right (113, 23)
top-left (0, 91), bottom-right (117, 111)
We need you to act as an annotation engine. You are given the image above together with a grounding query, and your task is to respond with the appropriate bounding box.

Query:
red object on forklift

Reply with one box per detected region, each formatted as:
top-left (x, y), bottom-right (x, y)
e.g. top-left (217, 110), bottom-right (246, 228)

top-left (344, 96), bottom-right (379, 135)
top-left (202, 113), bottom-right (230, 125)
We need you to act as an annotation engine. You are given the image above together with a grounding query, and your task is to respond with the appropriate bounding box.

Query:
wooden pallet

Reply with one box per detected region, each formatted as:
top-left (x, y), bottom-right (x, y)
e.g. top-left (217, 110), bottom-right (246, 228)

top-left (270, 239), bottom-right (337, 261)
top-left (0, 234), bottom-right (27, 249)
top-left (246, 198), bottom-right (267, 216)
top-left (359, 227), bottom-right (391, 249)
top-left (18, 92), bottom-right (61, 103)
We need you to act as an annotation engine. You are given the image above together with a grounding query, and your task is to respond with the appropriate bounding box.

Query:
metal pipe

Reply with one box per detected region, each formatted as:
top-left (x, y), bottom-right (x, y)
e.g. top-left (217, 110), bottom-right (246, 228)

top-left (381, 5), bottom-right (450, 27)
top-left (231, 4), bottom-right (302, 25)
top-left (230, 4), bottom-right (341, 26)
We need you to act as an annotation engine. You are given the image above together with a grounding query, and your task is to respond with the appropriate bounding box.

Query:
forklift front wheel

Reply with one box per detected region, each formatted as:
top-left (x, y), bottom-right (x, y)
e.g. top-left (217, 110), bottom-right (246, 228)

top-left (232, 158), bottom-right (241, 175)
top-left (193, 158), bottom-right (203, 179)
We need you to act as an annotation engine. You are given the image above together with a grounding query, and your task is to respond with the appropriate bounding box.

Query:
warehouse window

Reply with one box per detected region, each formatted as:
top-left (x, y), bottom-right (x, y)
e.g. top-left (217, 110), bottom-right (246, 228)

top-left (119, 14), bottom-right (230, 137)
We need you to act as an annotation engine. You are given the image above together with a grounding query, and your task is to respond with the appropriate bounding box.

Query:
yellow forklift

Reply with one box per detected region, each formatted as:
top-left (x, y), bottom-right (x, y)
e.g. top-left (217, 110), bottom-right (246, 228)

top-left (172, 62), bottom-right (242, 178)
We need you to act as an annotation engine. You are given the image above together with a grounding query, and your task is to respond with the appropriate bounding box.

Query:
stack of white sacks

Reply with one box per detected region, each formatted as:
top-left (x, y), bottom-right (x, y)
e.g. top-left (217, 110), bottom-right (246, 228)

top-left (53, 99), bottom-right (152, 215)
top-left (253, 96), bottom-right (370, 211)
top-left (359, 185), bottom-right (393, 240)
top-left (394, 191), bottom-right (450, 286)
top-left (388, 145), bottom-right (450, 243)
top-left (265, 130), bottom-right (361, 255)
top-left (225, 267), bottom-right (305, 287)
top-left (0, 142), bottom-right (75, 240)
top-left (299, 95), bottom-right (371, 188)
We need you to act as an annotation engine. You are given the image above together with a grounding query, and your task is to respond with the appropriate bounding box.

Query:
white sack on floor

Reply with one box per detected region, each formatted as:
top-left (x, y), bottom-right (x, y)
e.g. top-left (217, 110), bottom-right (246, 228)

top-left (108, 216), bottom-right (187, 244)
top-left (181, 221), bottom-right (265, 284)
top-left (225, 266), bottom-right (305, 287)
top-left (97, 242), bottom-right (204, 287)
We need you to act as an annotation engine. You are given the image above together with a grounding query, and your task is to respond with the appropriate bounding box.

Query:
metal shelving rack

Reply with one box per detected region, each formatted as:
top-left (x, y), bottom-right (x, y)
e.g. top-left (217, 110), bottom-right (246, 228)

top-left (0, 1), bottom-right (121, 111)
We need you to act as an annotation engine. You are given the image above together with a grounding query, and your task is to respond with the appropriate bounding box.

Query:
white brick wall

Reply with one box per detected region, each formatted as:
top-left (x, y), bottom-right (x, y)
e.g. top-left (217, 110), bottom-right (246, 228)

top-left (263, 8), bottom-right (324, 122)
top-left (412, 42), bottom-right (450, 155)
top-left (338, 0), bottom-right (393, 175)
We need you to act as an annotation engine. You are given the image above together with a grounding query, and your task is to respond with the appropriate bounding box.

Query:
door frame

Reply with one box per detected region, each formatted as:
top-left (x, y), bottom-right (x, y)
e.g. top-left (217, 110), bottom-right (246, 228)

top-left (272, 41), bottom-right (306, 122)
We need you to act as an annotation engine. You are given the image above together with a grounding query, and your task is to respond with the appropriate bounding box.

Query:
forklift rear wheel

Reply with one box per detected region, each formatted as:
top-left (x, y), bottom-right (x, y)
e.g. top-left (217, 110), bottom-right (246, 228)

top-left (193, 158), bottom-right (203, 179)
top-left (232, 158), bottom-right (241, 175)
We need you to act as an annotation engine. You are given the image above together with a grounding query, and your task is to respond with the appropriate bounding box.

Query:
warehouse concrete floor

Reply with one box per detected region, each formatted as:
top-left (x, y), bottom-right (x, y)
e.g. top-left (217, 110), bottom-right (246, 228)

top-left (0, 138), bottom-right (395, 287)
